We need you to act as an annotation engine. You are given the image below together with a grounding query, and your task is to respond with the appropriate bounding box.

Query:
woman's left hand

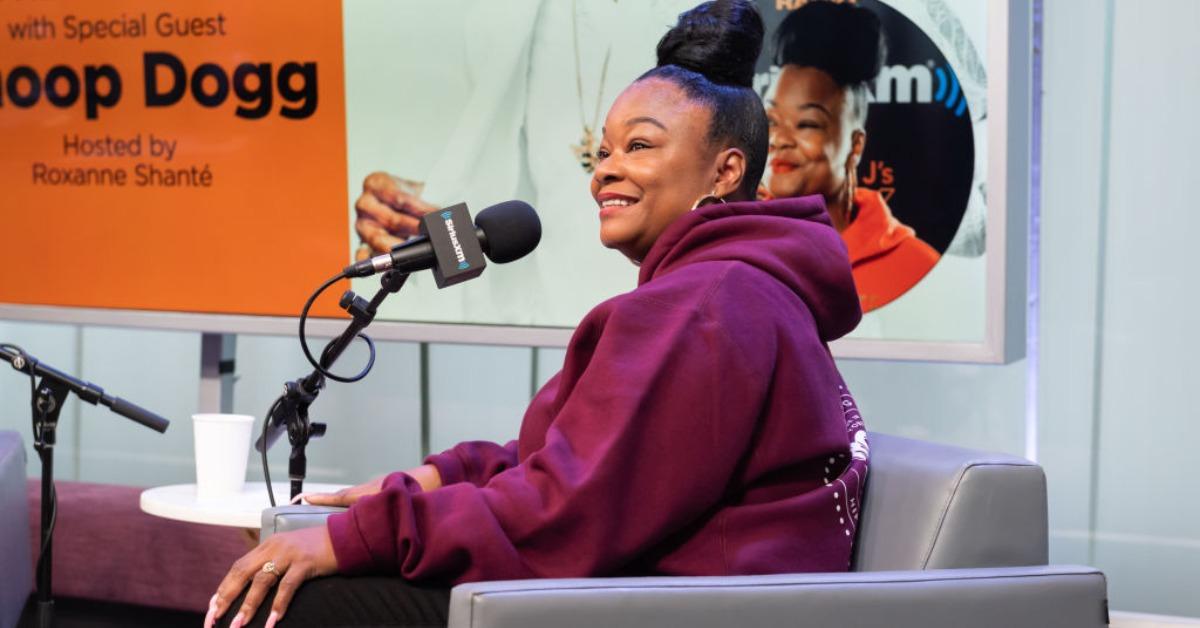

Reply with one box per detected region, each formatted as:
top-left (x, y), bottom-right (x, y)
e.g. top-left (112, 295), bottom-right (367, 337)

top-left (205, 525), bottom-right (339, 628)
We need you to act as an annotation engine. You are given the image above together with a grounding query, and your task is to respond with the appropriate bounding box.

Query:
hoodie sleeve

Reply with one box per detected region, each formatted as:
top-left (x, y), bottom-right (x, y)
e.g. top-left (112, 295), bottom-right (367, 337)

top-left (326, 282), bottom-right (775, 583)
top-left (422, 440), bottom-right (519, 487)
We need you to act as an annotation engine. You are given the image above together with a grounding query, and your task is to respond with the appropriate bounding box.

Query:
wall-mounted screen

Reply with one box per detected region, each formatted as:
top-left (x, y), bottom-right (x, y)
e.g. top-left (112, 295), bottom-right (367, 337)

top-left (0, 0), bottom-right (1032, 362)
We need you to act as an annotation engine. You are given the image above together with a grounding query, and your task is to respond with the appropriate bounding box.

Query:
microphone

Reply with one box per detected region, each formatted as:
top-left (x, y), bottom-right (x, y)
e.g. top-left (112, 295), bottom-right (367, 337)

top-left (1, 345), bottom-right (170, 433)
top-left (344, 200), bottom-right (541, 286)
top-left (101, 394), bottom-right (171, 433)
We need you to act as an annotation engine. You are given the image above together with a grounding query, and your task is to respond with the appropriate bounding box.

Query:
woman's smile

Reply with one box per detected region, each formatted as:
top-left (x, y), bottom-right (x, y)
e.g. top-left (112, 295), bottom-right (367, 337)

top-left (596, 191), bottom-right (640, 219)
top-left (769, 157), bottom-right (799, 175)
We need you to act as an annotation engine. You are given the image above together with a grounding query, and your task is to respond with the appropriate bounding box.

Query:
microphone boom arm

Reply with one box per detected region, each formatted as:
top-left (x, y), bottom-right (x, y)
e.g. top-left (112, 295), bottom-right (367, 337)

top-left (255, 269), bottom-right (409, 503)
top-left (1, 343), bottom-right (169, 627)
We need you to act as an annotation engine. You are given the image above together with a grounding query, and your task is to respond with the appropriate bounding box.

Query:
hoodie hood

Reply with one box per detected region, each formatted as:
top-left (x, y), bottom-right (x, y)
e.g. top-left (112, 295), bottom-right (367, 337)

top-left (638, 195), bottom-right (862, 342)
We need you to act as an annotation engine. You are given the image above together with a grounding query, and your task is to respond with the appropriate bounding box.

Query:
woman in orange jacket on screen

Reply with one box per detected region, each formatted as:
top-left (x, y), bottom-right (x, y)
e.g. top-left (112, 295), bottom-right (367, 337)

top-left (764, 1), bottom-right (938, 313)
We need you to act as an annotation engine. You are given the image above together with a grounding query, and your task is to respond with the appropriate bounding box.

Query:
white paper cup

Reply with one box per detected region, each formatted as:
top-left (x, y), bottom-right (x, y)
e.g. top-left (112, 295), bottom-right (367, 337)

top-left (192, 413), bottom-right (255, 499)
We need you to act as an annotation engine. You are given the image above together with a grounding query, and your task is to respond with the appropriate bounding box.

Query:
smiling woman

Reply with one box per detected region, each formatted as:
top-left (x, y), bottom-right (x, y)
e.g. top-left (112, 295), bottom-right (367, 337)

top-left (208, 3), bottom-right (868, 627)
top-left (590, 9), bottom-right (771, 263)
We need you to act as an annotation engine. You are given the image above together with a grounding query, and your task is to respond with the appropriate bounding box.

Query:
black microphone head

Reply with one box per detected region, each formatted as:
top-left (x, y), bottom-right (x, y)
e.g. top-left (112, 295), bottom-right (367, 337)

top-left (475, 200), bottom-right (541, 263)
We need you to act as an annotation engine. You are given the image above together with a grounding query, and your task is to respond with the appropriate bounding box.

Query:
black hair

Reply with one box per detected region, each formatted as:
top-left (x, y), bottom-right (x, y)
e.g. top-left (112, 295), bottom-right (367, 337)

top-left (638, 0), bottom-right (769, 200)
top-left (773, 1), bottom-right (886, 129)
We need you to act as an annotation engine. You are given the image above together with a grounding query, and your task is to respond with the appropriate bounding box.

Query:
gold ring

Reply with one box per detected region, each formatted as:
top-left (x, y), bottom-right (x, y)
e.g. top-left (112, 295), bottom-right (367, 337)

top-left (262, 561), bottom-right (280, 577)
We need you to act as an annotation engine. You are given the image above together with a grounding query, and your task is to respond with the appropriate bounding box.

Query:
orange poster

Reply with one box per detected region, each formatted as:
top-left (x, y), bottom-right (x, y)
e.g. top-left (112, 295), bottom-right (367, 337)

top-left (0, 2), bottom-right (347, 317)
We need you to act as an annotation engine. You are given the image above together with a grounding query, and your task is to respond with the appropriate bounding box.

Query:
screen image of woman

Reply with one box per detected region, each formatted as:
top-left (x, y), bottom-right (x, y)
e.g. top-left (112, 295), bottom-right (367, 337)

top-left (205, 2), bottom-right (868, 627)
top-left (765, 1), bottom-right (942, 313)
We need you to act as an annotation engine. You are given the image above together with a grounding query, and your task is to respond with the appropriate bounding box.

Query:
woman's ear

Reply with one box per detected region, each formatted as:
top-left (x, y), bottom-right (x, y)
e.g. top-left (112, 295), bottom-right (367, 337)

top-left (711, 147), bottom-right (747, 199)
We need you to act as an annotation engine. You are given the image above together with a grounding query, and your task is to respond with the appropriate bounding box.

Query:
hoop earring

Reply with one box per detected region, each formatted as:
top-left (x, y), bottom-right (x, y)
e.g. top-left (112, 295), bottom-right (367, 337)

top-left (691, 191), bottom-right (726, 211)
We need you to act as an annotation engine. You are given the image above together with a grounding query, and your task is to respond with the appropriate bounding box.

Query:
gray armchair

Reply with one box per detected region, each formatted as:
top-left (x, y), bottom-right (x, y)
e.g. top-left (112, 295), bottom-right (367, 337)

top-left (262, 433), bottom-right (1109, 628)
top-left (0, 431), bottom-right (33, 628)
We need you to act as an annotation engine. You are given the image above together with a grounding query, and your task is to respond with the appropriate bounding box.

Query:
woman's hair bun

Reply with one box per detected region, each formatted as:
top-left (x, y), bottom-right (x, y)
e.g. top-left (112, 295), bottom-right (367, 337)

top-left (656, 0), bottom-right (765, 89)
top-left (773, 1), bottom-right (885, 87)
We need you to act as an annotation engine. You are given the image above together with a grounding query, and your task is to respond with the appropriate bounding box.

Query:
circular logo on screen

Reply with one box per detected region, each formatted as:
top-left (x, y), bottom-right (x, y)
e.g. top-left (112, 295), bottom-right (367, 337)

top-left (855, 0), bottom-right (974, 256)
top-left (755, 0), bottom-right (976, 312)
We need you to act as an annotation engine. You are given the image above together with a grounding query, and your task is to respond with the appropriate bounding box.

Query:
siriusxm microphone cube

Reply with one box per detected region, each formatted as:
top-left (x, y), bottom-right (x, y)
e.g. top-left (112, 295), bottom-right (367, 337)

top-left (419, 203), bottom-right (486, 288)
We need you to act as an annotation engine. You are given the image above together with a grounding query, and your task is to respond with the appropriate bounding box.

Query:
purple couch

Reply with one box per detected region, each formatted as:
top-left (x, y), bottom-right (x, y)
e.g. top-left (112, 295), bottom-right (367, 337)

top-left (26, 480), bottom-right (249, 612)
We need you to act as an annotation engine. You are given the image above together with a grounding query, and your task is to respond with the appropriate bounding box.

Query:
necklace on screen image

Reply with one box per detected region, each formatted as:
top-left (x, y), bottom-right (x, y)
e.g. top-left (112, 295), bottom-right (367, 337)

top-left (570, 0), bottom-right (613, 174)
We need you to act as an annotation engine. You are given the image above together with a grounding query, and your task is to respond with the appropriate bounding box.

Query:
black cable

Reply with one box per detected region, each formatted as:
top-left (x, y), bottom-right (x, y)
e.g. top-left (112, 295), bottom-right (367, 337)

top-left (262, 269), bottom-right (391, 504)
top-left (37, 477), bottom-right (56, 578)
top-left (260, 396), bottom-right (284, 508)
top-left (259, 271), bottom-right (380, 506)
top-left (298, 271), bottom-right (377, 383)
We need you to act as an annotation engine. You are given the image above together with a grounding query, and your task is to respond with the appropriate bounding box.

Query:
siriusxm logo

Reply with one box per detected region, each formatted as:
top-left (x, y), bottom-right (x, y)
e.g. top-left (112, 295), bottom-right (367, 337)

top-left (442, 210), bottom-right (469, 269)
top-left (756, 62), bottom-right (969, 118)
top-left (870, 63), bottom-right (968, 117)
top-left (932, 65), bottom-right (968, 117)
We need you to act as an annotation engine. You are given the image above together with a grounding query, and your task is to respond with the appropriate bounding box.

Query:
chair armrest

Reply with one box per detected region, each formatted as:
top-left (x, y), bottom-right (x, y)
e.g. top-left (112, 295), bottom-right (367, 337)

top-left (259, 505), bottom-right (345, 542)
top-left (447, 565), bottom-right (1108, 628)
top-left (262, 506), bottom-right (1109, 628)
top-left (0, 431), bottom-right (32, 628)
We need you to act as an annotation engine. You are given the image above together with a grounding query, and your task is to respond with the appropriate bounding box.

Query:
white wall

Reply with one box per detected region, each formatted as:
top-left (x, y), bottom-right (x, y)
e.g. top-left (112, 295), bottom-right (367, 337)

top-left (1074, 0), bottom-right (1200, 614)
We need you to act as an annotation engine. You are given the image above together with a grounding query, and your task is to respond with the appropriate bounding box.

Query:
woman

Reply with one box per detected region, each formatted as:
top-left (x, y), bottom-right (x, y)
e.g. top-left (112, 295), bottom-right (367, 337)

top-left (209, 2), bottom-right (866, 626)
top-left (765, 1), bottom-right (939, 312)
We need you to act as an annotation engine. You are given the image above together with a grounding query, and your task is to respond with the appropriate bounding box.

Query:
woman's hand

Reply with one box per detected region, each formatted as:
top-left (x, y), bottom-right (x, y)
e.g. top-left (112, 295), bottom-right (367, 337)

top-left (354, 172), bottom-right (438, 261)
top-left (299, 465), bottom-right (442, 507)
top-left (205, 467), bottom-right (445, 626)
top-left (205, 525), bottom-right (337, 628)
top-left (299, 474), bottom-right (385, 507)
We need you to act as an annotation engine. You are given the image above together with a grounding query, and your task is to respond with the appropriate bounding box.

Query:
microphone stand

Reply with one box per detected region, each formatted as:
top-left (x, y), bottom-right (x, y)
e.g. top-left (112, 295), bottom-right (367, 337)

top-left (28, 376), bottom-right (65, 628)
top-left (256, 269), bottom-right (409, 501)
top-left (1, 346), bottom-right (169, 628)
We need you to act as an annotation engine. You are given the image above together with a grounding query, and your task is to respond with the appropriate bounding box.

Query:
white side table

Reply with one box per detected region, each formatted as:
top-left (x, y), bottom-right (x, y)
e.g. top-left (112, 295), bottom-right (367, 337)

top-left (140, 482), bottom-right (348, 529)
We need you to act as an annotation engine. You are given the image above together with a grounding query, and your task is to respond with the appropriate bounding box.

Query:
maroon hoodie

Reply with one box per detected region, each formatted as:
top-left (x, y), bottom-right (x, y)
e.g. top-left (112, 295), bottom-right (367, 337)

top-left (327, 195), bottom-right (869, 583)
